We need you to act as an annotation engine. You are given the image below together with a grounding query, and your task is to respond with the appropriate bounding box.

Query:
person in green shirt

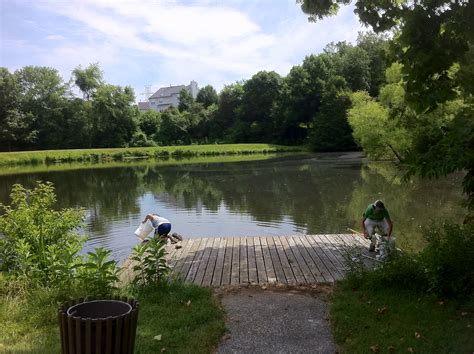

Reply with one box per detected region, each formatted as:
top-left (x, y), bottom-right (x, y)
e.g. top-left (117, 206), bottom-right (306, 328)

top-left (361, 200), bottom-right (393, 252)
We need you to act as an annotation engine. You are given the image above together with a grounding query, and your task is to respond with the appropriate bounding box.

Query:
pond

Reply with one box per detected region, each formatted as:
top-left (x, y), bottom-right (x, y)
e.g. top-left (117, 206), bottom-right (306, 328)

top-left (0, 153), bottom-right (465, 263)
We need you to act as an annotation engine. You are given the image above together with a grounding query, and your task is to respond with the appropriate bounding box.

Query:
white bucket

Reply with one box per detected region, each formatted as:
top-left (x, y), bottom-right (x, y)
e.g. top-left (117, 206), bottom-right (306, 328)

top-left (134, 221), bottom-right (154, 240)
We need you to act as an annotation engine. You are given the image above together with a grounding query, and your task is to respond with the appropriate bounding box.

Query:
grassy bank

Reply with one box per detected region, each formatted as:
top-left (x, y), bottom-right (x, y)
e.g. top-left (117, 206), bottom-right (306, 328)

top-left (331, 222), bottom-right (474, 353)
top-left (0, 151), bottom-right (302, 176)
top-left (331, 283), bottom-right (474, 353)
top-left (0, 279), bottom-right (225, 353)
top-left (0, 144), bottom-right (304, 166)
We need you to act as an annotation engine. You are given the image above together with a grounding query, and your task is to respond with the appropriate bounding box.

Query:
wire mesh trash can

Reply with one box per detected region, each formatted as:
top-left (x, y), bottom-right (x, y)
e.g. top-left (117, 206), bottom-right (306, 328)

top-left (58, 296), bottom-right (139, 354)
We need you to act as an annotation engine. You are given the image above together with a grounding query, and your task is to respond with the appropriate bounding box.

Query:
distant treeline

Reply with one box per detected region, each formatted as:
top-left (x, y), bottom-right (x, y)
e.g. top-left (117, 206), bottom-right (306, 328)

top-left (0, 33), bottom-right (388, 152)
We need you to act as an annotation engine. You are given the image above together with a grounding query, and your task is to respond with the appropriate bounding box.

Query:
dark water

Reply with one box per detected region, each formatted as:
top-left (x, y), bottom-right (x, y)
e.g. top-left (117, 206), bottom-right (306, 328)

top-left (0, 153), bottom-right (465, 262)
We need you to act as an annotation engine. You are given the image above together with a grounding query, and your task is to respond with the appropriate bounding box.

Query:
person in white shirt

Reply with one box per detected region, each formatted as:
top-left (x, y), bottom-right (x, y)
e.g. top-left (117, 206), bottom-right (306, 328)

top-left (142, 213), bottom-right (184, 245)
top-left (142, 213), bottom-right (172, 242)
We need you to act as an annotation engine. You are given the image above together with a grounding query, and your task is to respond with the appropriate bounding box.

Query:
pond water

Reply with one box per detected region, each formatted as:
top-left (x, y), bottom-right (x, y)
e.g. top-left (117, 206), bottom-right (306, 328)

top-left (0, 153), bottom-right (465, 263)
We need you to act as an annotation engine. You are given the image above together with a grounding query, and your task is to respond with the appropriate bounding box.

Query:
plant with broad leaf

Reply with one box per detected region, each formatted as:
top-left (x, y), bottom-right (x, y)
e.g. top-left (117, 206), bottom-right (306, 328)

top-left (78, 247), bottom-right (120, 295)
top-left (0, 182), bottom-right (85, 288)
top-left (131, 238), bottom-right (169, 287)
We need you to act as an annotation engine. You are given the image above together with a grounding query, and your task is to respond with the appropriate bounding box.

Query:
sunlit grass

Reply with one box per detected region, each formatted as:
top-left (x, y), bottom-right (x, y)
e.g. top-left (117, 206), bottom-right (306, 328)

top-left (0, 151), bottom-right (304, 176)
top-left (0, 144), bottom-right (305, 167)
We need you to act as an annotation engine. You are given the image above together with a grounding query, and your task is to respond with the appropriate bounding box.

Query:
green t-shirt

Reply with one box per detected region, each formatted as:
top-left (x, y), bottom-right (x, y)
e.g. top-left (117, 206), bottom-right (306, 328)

top-left (363, 204), bottom-right (391, 221)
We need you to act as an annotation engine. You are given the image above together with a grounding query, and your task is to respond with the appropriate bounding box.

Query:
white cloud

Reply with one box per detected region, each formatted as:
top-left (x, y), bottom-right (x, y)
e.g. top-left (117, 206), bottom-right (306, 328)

top-left (46, 34), bottom-right (65, 40)
top-left (9, 0), bottom-right (365, 95)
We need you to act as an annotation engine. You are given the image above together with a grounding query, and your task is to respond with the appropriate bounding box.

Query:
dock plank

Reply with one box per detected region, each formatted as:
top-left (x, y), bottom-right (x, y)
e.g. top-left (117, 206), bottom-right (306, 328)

top-left (230, 237), bottom-right (240, 285)
top-left (260, 237), bottom-right (276, 284)
top-left (247, 237), bottom-right (259, 284)
top-left (171, 239), bottom-right (196, 280)
top-left (314, 235), bottom-right (346, 276)
top-left (253, 237), bottom-right (268, 284)
top-left (287, 236), bottom-right (316, 284)
top-left (239, 237), bottom-right (249, 284)
top-left (291, 236), bottom-right (325, 283)
top-left (266, 236), bottom-right (286, 284)
top-left (202, 238), bottom-right (221, 287)
top-left (122, 234), bottom-right (376, 287)
top-left (185, 238), bottom-right (208, 283)
top-left (273, 236), bottom-right (297, 285)
top-left (221, 238), bottom-right (233, 286)
top-left (211, 238), bottom-right (227, 287)
top-left (279, 236), bottom-right (306, 284)
top-left (301, 235), bottom-right (335, 282)
top-left (307, 235), bottom-right (343, 280)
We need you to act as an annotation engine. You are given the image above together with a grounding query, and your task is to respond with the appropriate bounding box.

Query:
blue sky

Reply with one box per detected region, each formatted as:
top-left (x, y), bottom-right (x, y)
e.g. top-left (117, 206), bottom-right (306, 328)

top-left (1, 0), bottom-right (365, 101)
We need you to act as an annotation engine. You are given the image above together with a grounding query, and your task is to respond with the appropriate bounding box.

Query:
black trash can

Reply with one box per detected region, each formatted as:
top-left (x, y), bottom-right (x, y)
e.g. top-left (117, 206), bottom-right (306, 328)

top-left (58, 296), bottom-right (139, 354)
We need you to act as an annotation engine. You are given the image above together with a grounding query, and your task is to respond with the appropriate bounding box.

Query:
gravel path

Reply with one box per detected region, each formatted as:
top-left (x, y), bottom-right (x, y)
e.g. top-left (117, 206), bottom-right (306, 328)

top-left (217, 287), bottom-right (336, 354)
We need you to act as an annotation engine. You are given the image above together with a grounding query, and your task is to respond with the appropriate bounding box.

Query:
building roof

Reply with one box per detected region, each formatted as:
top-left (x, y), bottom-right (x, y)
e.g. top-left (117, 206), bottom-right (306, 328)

top-left (149, 85), bottom-right (187, 99)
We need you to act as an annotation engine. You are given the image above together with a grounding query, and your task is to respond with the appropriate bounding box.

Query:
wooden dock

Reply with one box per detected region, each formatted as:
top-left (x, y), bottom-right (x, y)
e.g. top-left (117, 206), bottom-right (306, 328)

top-left (158, 234), bottom-right (371, 287)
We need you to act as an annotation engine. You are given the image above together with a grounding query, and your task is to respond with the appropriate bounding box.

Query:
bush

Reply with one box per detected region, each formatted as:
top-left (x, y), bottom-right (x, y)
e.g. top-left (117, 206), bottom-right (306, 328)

top-left (347, 222), bottom-right (473, 299)
top-left (131, 238), bottom-right (169, 287)
top-left (421, 222), bottom-right (474, 298)
top-left (0, 182), bottom-right (120, 295)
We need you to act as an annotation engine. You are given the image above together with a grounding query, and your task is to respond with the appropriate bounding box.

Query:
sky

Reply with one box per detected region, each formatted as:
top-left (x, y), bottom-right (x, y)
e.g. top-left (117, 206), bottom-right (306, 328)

top-left (1, 0), bottom-right (366, 101)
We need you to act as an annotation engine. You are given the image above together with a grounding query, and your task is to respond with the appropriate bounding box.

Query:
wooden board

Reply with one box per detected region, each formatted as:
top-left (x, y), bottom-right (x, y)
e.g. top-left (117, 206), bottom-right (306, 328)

top-left (121, 234), bottom-right (374, 287)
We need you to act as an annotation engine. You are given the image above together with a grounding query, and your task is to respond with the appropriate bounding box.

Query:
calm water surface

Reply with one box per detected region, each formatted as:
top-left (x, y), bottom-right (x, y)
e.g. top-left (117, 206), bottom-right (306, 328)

top-left (0, 153), bottom-right (465, 262)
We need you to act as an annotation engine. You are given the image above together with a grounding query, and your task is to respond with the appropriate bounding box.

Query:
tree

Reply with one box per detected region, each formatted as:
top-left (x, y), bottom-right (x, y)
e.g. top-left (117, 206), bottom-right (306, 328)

top-left (138, 110), bottom-right (162, 138)
top-left (213, 83), bottom-right (244, 141)
top-left (15, 66), bottom-right (68, 149)
top-left (0, 68), bottom-right (36, 151)
top-left (239, 71), bottom-right (283, 142)
top-left (178, 88), bottom-right (193, 112)
top-left (298, 0), bottom-right (472, 107)
top-left (356, 32), bottom-right (389, 97)
top-left (91, 85), bottom-right (137, 147)
top-left (196, 85), bottom-right (218, 108)
top-left (72, 63), bottom-right (103, 100)
top-left (155, 108), bottom-right (190, 145)
top-left (298, 0), bottom-right (474, 209)
top-left (309, 77), bottom-right (355, 151)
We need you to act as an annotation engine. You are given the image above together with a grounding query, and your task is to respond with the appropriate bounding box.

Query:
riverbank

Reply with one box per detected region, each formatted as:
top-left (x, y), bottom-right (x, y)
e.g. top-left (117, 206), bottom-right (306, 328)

top-left (0, 144), bottom-right (304, 166)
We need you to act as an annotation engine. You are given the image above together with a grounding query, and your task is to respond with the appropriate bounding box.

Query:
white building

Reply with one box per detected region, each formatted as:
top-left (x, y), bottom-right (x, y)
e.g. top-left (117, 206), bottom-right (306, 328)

top-left (140, 81), bottom-right (199, 112)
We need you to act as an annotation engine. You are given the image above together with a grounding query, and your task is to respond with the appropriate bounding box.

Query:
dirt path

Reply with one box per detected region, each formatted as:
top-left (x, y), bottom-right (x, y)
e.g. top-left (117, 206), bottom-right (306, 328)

top-left (216, 286), bottom-right (336, 353)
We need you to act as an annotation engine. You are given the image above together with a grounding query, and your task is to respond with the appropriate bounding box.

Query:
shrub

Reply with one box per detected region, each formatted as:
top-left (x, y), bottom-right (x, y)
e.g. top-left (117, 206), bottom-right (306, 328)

top-left (421, 222), bottom-right (474, 298)
top-left (0, 182), bottom-right (120, 295)
top-left (0, 182), bottom-right (85, 289)
top-left (78, 248), bottom-right (120, 296)
top-left (346, 222), bottom-right (473, 299)
top-left (131, 238), bottom-right (169, 287)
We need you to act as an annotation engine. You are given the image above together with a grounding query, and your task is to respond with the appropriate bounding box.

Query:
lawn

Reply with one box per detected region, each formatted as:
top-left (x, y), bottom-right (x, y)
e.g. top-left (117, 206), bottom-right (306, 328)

top-left (331, 282), bottom-right (474, 353)
top-left (0, 143), bottom-right (304, 166)
top-left (0, 279), bottom-right (225, 353)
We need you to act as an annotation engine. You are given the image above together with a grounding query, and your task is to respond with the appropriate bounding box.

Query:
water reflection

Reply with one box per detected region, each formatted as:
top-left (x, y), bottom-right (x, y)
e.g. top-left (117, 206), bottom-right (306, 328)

top-left (0, 153), bottom-right (465, 262)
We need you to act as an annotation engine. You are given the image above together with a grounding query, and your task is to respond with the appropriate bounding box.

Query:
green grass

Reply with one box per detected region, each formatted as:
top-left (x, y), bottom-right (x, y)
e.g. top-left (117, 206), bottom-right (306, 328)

top-left (331, 282), bottom-right (474, 353)
top-left (0, 144), bottom-right (304, 167)
top-left (0, 279), bottom-right (225, 353)
top-left (0, 151), bottom-right (302, 176)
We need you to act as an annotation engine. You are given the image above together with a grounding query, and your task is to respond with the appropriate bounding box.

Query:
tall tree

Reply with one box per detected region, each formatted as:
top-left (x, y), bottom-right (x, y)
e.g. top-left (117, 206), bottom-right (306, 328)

top-left (0, 68), bottom-right (35, 151)
top-left (309, 76), bottom-right (355, 151)
top-left (196, 85), bottom-right (218, 108)
top-left (298, 0), bottom-right (474, 209)
top-left (178, 88), bottom-right (194, 112)
top-left (15, 66), bottom-right (68, 149)
top-left (213, 83), bottom-right (244, 140)
top-left (72, 63), bottom-right (103, 100)
top-left (91, 85), bottom-right (137, 147)
top-left (239, 71), bottom-right (283, 142)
